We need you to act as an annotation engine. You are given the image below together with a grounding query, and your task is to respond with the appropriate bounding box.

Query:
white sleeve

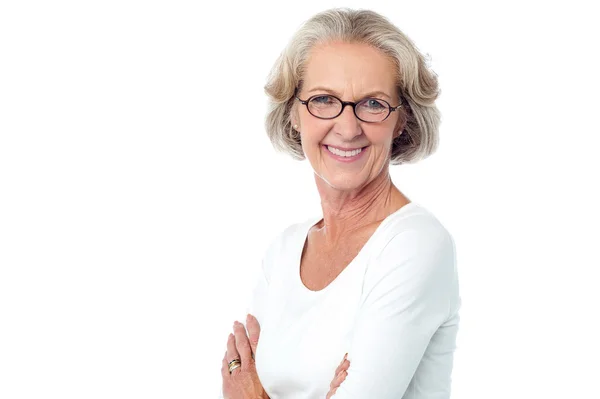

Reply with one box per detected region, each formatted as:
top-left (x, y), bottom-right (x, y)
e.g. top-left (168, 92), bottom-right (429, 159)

top-left (331, 227), bottom-right (458, 398)
top-left (245, 258), bottom-right (270, 326)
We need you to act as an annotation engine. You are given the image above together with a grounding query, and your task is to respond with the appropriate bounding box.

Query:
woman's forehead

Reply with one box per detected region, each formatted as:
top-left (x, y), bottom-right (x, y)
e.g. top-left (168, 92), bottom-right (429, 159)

top-left (302, 41), bottom-right (397, 96)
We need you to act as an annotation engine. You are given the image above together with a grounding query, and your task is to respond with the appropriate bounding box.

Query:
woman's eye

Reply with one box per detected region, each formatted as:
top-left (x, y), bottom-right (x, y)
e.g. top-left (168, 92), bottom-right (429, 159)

top-left (365, 99), bottom-right (385, 109)
top-left (312, 95), bottom-right (334, 104)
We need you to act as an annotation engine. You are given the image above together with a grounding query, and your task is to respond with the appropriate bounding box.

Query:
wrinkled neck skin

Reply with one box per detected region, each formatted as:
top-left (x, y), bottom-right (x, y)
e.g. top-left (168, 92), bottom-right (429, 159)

top-left (313, 165), bottom-right (408, 246)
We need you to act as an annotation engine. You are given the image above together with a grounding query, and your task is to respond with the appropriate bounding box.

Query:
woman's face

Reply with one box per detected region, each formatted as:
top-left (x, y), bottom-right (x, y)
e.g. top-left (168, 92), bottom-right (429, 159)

top-left (293, 41), bottom-right (404, 192)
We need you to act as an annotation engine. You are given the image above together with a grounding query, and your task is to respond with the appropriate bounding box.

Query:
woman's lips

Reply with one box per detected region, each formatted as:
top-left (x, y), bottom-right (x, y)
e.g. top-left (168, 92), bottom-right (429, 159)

top-left (325, 144), bottom-right (366, 151)
top-left (323, 144), bottom-right (368, 163)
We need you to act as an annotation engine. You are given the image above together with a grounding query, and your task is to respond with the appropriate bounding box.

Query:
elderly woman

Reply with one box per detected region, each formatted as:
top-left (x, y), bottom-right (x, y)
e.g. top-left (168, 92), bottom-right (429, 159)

top-left (220, 8), bottom-right (460, 399)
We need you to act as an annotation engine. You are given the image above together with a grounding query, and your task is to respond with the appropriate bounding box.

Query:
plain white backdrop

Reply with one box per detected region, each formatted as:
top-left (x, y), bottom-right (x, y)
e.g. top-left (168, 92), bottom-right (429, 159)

top-left (1, 1), bottom-right (598, 398)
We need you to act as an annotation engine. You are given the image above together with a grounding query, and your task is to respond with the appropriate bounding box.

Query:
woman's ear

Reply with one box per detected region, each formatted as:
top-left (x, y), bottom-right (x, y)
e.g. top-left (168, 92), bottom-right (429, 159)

top-left (393, 112), bottom-right (407, 139)
top-left (393, 121), bottom-right (406, 139)
top-left (291, 108), bottom-right (300, 131)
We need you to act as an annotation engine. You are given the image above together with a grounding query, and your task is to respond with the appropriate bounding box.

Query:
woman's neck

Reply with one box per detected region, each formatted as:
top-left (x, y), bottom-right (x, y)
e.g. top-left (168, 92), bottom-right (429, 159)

top-left (313, 170), bottom-right (409, 244)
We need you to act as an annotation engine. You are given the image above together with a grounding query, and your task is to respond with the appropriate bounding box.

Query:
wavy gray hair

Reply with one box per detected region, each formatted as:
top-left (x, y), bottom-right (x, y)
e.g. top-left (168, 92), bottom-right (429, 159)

top-left (264, 8), bottom-right (441, 165)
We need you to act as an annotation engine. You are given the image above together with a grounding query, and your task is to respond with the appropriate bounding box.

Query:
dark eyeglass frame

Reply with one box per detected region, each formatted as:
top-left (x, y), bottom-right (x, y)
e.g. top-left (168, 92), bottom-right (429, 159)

top-left (294, 89), bottom-right (402, 123)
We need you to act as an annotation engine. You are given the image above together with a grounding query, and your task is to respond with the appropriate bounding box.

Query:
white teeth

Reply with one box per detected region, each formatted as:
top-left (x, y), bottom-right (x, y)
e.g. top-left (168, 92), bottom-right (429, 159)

top-left (327, 145), bottom-right (363, 157)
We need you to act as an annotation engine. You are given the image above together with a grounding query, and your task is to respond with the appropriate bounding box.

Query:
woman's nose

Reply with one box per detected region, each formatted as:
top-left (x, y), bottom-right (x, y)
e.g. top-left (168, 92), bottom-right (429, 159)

top-left (334, 104), bottom-right (362, 139)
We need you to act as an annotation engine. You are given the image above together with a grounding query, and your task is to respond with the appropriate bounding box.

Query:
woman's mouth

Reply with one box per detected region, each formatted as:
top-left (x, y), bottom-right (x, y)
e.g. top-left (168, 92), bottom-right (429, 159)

top-left (323, 145), bottom-right (369, 162)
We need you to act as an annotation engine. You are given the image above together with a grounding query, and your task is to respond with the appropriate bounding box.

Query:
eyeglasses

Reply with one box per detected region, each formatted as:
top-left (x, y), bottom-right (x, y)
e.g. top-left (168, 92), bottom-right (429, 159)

top-left (295, 91), bottom-right (402, 123)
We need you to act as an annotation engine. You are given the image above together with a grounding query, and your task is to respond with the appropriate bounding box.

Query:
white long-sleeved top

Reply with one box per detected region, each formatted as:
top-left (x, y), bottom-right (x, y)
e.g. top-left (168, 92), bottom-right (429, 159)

top-left (220, 202), bottom-right (461, 398)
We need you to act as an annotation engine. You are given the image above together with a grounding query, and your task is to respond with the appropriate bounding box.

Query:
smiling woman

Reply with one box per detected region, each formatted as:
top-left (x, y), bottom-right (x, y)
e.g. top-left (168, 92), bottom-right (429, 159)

top-left (219, 8), bottom-right (460, 399)
top-left (292, 41), bottom-right (406, 191)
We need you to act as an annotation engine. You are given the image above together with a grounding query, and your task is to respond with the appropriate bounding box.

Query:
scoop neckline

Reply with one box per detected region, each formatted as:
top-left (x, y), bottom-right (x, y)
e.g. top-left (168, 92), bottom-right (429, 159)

top-left (295, 201), bottom-right (419, 295)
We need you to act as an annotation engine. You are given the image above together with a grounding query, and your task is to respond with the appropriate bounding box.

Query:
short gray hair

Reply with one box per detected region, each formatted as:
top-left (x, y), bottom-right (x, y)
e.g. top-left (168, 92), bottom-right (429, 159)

top-left (264, 8), bottom-right (441, 165)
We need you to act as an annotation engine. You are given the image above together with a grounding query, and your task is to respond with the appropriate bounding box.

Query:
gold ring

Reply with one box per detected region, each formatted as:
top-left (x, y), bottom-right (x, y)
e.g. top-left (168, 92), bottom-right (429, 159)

top-left (228, 359), bottom-right (241, 374)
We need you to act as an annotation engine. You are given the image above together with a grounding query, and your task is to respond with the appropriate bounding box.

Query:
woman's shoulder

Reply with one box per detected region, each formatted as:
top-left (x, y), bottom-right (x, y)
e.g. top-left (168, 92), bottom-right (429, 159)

top-left (362, 203), bottom-right (460, 322)
top-left (378, 202), bottom-right (454, 247)
top-left (265, 216), bottom-right (316, 251)
top-left (260, 216), bottom-right (317, 272)
top-left (367, 202), bottom-right (457, 276)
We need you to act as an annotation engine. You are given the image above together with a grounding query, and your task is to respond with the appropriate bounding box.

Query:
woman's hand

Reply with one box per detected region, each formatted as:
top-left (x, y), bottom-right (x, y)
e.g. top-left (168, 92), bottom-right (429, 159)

top-left (221, 314), bottom-right (269, 399)
top-left (326, 353), bottom-right (350, 398)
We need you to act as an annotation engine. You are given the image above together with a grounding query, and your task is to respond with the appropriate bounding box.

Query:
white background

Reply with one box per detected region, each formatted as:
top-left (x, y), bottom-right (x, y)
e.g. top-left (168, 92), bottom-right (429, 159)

top-left (1, 1), bottom-right (599, 398)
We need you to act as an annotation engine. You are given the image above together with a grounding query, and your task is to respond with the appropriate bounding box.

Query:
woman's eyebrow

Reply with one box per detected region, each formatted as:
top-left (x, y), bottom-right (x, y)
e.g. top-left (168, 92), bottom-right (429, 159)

top-left (306, 87), bottom-right (392, 100)
top-left (306, 86), bottom-right (341, 96)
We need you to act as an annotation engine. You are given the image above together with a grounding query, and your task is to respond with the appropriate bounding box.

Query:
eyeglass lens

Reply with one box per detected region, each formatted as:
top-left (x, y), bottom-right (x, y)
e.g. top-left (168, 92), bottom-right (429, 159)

top-left (307, 95), bottom-right (390, 122)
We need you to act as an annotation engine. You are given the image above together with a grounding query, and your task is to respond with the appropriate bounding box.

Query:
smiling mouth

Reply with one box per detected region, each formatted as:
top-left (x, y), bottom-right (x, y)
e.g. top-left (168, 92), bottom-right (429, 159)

top-left (324, 145), bottom-right (368, 158)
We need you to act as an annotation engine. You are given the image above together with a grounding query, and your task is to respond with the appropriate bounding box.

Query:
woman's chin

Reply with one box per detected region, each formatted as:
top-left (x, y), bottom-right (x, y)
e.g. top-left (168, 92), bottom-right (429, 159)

top-left (318, 173), bottom-right (369, 192)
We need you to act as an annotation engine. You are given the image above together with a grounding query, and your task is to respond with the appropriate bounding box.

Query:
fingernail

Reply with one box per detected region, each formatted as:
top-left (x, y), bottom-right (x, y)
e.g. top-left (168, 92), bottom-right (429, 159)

top-left (344, 352), bottom-right (348, 360)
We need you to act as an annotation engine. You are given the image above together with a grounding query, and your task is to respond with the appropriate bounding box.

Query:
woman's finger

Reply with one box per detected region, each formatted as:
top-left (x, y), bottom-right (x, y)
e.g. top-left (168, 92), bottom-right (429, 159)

top-left (330, 370), bottom-right (348, 390)
top-left (246, 314), bottom-right (261, 355)
top-left (333, 353), bottom-right (349, 377)
top-left (226, 333), bottom-right (241, 375)
top-left (233, 321), bottom-right (253, 370)
top-left (221, 350), bottom-right (230, 379)
top-left (334, 359), bottom-right (350, 378)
